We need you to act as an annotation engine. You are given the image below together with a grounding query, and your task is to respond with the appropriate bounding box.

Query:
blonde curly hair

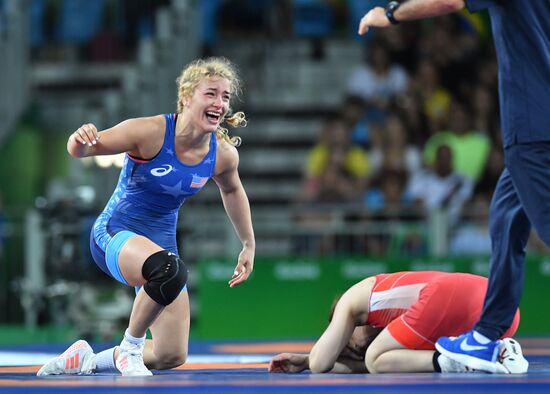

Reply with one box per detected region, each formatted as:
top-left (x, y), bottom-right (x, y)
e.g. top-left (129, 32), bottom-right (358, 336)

top-left (176, 57), bottom-right (246, 147)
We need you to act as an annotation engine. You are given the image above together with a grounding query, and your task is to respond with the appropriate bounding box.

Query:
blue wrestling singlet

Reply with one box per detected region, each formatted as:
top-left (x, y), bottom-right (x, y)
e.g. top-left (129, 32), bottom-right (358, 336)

top-left (89, 113), bottom-right (217, 284)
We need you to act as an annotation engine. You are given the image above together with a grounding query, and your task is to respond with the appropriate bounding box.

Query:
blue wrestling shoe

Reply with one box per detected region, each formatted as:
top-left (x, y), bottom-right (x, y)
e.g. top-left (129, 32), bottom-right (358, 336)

top-left (435, 330), bottom-right (502, 373)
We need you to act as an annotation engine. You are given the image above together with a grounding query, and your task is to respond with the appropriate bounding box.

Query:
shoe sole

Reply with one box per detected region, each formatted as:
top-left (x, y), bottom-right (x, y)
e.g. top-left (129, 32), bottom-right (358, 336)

top-left (500, 338), bottom-right (529, 373)
top-left (120, 371), bottom-right (153, 377)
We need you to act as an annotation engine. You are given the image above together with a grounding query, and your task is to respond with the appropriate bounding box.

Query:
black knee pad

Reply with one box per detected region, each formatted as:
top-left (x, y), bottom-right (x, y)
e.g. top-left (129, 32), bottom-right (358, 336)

top-left (142, 250), bottom-right (188, 306)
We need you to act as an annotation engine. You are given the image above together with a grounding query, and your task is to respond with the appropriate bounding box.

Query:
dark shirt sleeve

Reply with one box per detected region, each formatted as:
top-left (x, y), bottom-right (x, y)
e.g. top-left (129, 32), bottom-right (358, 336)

top-left (464, 0), bottom-right (493, 12)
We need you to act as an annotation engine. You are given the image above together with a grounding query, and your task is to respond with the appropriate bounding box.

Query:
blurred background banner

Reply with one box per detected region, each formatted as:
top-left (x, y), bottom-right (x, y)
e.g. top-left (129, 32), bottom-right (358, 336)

top-left (0, 0), bottom-right (547, 344)
top-left (198, 256), bottom-right (550, 339)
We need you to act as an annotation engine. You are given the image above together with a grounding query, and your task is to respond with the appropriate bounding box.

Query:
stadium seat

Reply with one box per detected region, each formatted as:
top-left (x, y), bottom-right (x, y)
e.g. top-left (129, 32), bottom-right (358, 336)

top-left (55, 0), bottom-right (106, 44)
top-left (292, 0), bottom-right (333, 38)
top-left (30, 0), bottom-right (45, 47)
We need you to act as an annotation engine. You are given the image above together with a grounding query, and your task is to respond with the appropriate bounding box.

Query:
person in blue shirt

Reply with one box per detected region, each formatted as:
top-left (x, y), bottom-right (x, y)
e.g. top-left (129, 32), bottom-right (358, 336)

top-left (37, 57), bottom-right (256, 377)
top-left (358, 0), bottom-right (550, 373)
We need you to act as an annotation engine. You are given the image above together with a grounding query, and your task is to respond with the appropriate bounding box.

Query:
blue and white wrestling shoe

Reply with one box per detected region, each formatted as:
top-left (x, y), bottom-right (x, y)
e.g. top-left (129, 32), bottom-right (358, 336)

top-left (435, 330), bottom-right (502, 373)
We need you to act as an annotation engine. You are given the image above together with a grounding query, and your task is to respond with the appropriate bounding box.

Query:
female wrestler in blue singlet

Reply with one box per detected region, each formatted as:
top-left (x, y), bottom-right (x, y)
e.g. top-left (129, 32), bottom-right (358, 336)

top-left (37, 57), bottom-right (255, 377)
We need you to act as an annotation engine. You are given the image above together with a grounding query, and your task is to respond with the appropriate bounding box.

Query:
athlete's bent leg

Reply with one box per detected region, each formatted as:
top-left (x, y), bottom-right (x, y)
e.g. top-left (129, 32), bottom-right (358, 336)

top-left (145, 291), bottom-right (190, 370)
top-left (365, 329), bottom-right (435, 373)
top-left (114, 237), bottom-right (188, 376)
top-left (365, 329), bottom-right (492, 373)
top-left (111, 292), bottom-right (190, 371)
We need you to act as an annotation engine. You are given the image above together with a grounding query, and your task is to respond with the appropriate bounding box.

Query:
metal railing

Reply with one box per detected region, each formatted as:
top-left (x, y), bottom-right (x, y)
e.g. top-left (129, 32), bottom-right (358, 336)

top-left (179, 202), bottom-right (449, 260)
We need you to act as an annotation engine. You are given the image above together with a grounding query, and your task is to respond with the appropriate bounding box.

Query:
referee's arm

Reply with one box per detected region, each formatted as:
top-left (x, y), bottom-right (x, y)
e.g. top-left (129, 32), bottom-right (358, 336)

top-left (358, 0), bottom-right (465, 35)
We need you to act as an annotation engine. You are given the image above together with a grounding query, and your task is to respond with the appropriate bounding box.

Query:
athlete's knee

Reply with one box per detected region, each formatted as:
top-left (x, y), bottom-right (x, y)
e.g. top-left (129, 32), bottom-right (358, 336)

top-left (364, 348), bottom-right (376, 373)
top-left (364, 348), bottom-right (381, 374)
top-left (142, 250), bottom-right (188, 306)
top-left (156, 350), bottom-right (187, 370)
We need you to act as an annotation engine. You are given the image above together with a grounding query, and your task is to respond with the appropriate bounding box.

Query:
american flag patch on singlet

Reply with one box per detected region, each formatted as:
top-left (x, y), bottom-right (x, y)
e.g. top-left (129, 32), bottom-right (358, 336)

top-left (190, 174), bottom-right (208, 188)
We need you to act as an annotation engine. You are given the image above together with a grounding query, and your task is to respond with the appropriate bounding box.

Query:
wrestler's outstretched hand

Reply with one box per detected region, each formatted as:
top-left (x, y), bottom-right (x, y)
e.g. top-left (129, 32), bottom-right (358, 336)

top-left (268, 353), bottom-right (309, 373)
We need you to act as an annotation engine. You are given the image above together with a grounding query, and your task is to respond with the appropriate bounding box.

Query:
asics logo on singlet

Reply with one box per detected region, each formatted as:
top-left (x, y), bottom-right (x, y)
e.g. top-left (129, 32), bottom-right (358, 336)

top-left (150, 165), bottom-right (174, 177)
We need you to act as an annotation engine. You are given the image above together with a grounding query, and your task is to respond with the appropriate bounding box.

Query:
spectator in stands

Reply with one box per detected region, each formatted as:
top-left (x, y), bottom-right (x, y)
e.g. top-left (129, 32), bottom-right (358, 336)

top-left (363, 166), bottom-right (420, 256)
top-left (318, 145), bottom-right (364, 203)
top-left (340, 95), bottom-right (373, 149)
top-left (408, 59), bottom-right (451, 135)
top-left (362, 113), bottom-right (421, 254)
top-left (368, 114), bottom-right (421, 178)
top-left (346, 38), bottom-right (409, 120)
top-left (351, 118), bottom-right (412, 256)
top-left (417, 16), bottom-right (481, 94)
top-left (364, 165), bottom-right (410, 223)
top-left (298, 117), bottom-right (369, 203)
top-left (471, 85), bottom-right (499, 141)
top-left (407, 144), bottom-right (473, 227)
top-left (294, 116), bottom-right (369, 255)
top-left (449, 196), bottom-right (491, 256)
top-left (473, 146), bottom-right (504, 201)
top-left (423, 100), bottom-right (490, 182)
top-left (396, 90), bottom-right (431, 147)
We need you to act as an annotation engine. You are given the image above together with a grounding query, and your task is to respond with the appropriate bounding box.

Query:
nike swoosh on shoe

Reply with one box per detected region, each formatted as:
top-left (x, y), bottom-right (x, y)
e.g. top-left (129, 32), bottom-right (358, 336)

top-left (460, 338), bottom-right (489, 351)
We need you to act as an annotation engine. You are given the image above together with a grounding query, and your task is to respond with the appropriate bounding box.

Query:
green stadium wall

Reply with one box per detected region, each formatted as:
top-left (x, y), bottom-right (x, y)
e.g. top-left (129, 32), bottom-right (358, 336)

top-left (197, 256), bottom-right (550, 339)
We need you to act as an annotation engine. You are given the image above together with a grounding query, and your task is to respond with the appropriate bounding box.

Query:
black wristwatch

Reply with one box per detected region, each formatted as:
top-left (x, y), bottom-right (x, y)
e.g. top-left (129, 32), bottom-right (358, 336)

top-left (385, 1), bottom-right (401, 25)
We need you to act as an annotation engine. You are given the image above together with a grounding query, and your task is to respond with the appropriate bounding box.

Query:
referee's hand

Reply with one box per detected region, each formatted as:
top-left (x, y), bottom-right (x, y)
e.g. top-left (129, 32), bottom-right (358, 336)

top-left (358, 7), bottom-right (390, 35)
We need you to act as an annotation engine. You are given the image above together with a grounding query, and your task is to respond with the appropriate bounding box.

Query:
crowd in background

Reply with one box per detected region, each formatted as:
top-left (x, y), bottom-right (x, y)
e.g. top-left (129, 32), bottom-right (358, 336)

top-left (293, 9), bottom-right (504, 256)
top-left (17, 0), bottom-right (550, 258)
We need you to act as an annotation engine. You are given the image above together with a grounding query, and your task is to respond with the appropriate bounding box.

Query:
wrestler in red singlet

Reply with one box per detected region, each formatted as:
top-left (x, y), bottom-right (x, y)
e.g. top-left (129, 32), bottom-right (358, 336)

top-left (366, 271), bottom-right (520, 350)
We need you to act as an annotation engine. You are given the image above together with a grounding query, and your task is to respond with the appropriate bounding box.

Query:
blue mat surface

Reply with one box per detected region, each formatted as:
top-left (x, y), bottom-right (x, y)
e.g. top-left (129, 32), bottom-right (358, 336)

top-left (0, 339), bottom-right (548, 393)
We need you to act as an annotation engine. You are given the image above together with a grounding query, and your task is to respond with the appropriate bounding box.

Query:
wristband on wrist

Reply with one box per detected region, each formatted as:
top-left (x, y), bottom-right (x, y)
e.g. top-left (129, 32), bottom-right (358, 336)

top-left (385, 1), bottom-right (401, 25)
